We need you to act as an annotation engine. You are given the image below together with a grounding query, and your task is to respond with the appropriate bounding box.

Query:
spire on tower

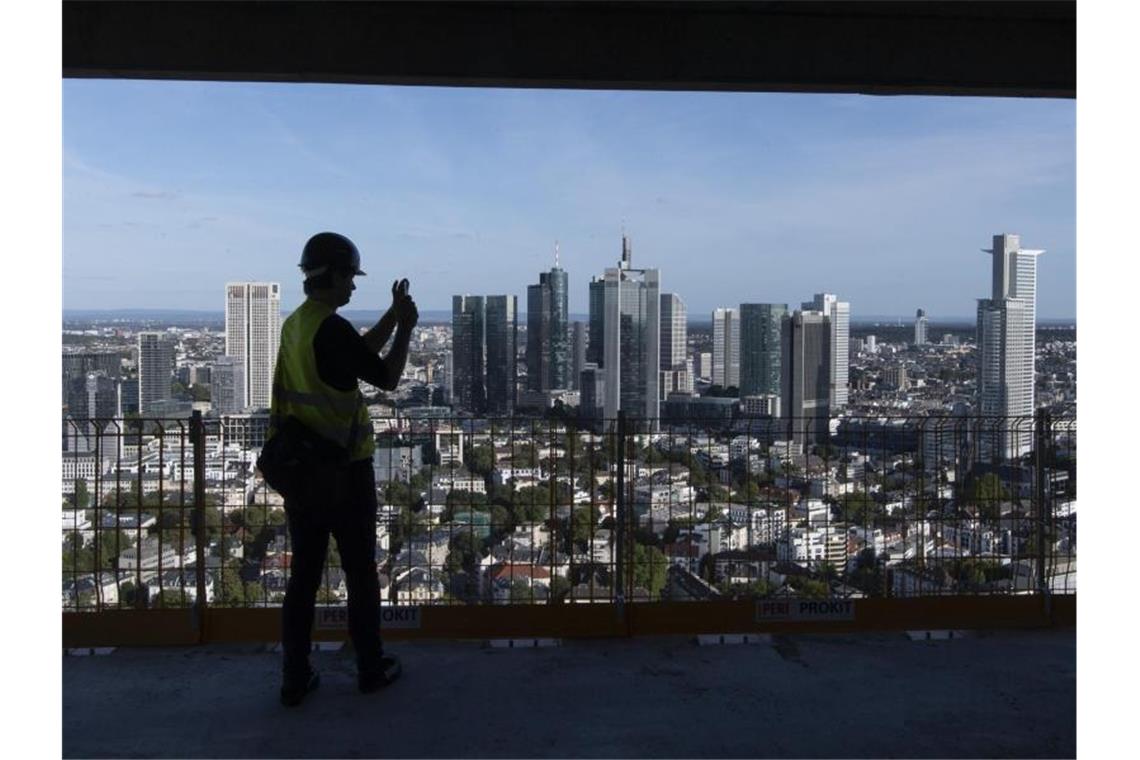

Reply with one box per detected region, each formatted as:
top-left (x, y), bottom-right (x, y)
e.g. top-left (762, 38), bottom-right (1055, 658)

top-left (554, 240), bottom-right (560, 269)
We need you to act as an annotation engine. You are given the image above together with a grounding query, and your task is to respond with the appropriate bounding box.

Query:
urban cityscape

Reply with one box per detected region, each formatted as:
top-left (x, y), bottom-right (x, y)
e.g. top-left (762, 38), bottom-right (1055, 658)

top-left (61, 231), bottom-right (1076, 610)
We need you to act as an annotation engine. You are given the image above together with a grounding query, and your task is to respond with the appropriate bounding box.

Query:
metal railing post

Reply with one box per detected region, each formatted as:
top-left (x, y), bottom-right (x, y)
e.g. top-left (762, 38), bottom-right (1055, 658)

top-left (1034, 408), bottom-right (1052, 619)
top-left (191, 411), bottom-right (208, 643)
top-left (614, 411), bottom-right (626, 613)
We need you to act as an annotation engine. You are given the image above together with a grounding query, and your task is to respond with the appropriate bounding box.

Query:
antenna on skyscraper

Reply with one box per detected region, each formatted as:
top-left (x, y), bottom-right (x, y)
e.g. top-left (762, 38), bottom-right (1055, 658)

top-left (554, 240), bottom-right (560, 269)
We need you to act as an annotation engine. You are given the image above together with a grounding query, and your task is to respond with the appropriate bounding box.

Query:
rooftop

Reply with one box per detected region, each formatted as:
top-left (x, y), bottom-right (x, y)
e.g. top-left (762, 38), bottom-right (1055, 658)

top-left (64, 628), bottom-right (1074, 758)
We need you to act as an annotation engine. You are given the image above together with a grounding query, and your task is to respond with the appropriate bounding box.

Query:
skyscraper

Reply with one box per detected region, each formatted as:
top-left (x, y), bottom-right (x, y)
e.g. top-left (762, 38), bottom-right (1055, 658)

top-left (587, 276), bottom-right (606, 368)
top-left (602, 235), bottom-right (660, 426)
top-left (137, 332), bottom-right (175, 414)
top-left (659, 293), bottom-right (691, 398)
top-left (977, 233), bottom-right (1043, 460)
top-left (660, 293), bottom-right (688, 370)
top-left (571, 321), bottom-right (587, 392)
top-left (451, 295), bottom-right (486, 414)
top-left (66, 372), bottom-right (111, 419)
top-left (780, 310), bottom-right (831, 444)
top-left (211, 356), bottom-right (246, 416)
top-left (225, 282), bottom-right (281, 410)
top-left (739, 303), bottom-right (787, 397)
top-left (526, 250), bottom-right (570, 392)
top-left (711, 308), bottom-right (740, 389)
top-left (485, 295), bottom-right (519, 415)
top-left (802, 293), bottom-right (849, 409)
top-left (914, 308), bottom-right (929, 346)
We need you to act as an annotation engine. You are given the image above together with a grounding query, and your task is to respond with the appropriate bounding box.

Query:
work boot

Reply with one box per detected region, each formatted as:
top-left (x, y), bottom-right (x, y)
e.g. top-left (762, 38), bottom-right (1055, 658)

top-left (358, 654), bottom-right (402, 693)
top-left (280, 668), bottom-right (320, 707)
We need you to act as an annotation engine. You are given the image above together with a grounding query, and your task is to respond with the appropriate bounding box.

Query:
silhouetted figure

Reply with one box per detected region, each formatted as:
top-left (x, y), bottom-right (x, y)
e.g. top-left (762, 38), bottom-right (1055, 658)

top-left (269, 231), bottom-right (417, 707)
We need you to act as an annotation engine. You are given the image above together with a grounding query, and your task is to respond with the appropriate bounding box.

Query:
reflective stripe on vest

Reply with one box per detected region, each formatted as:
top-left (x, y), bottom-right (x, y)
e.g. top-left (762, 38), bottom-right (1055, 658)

top-left (269, 299), bottom-right (375, 462)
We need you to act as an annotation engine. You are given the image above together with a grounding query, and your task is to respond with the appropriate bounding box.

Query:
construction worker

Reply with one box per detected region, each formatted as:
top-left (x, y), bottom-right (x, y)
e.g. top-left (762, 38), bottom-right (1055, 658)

top-left (271, 231), bottom-right (417, 707)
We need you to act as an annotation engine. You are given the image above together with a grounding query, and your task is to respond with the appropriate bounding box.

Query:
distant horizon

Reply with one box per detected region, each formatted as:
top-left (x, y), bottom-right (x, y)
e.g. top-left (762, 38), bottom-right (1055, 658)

top-left (61, 307), bottom-right (1077, 326)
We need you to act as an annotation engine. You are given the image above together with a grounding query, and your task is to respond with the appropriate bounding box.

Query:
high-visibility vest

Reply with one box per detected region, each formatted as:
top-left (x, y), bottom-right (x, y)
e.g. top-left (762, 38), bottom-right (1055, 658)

top-left (268, 299), bottom-right (375, 462)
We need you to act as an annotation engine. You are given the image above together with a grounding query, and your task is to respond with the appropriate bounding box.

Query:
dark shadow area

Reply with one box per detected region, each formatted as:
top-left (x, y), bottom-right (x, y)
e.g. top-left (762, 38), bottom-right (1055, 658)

top-left (63, 629), bottom-right (1075, 758)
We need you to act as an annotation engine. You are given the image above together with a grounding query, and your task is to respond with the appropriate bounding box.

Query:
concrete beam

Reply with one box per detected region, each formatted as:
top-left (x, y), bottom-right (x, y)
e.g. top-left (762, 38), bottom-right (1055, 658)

top-left (63, 1), bottom-right (1075, 98)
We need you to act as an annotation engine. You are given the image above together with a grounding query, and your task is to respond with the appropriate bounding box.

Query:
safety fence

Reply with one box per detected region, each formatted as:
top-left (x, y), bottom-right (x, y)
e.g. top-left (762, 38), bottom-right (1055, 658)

top-left (61, 408), bottom-right (1075, 643)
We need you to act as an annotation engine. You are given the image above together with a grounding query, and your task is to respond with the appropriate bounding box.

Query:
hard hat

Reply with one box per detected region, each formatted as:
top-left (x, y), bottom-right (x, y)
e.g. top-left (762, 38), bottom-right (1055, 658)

top-left (299, 232), bottom-right (367, 279)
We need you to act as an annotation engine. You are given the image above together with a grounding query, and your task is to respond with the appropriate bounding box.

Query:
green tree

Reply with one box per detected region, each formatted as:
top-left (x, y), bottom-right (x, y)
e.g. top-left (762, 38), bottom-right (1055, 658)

top-left (569, 504), bottom-right (601, 551)
top-left (790, 577), bottom-right (829, 598)
top-left (156, 589), bottom-right (191, 608)
top-left (509, 579), bottom-right (535, 603)
top-left (118, 580), bottom-right (145, 608)
top-left (839, 491), bottom-right (877, 524)
top-left (446, 530), bottom-right (482, 575)
top-left (735, 479), bottom-right (762, 504)
top-left (631, 542), bottom-right (668, 598)
top-left (243, 581), bottom-right (266, 604)
top-left (719, 579), bottom-right (772, 598)
top-left (62, 533), bottom-right (94, 575)
top-left (971, 472), bottom-right (1009, 521)
top-left (72, 479), bottom-right (91, 509)
top-left (190, 384), bottom-right (211, 402)
top-left (513, 486), bottom-right (553, 523)
top-left (703, 504), bottom-right (725, 522)
top-left (464, 444), bottom-right (496, 477)
top-left (705, 484), bottom-right (729, 502)
top-left (511, 443), bottom-right (539, 468)
top-left (549, 575), bottom-right (572, 604)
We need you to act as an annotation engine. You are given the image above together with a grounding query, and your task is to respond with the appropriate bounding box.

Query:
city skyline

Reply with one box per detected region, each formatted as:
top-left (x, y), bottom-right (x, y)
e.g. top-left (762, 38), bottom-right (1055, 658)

top-left (63, 81), bottom-right (1075, 318)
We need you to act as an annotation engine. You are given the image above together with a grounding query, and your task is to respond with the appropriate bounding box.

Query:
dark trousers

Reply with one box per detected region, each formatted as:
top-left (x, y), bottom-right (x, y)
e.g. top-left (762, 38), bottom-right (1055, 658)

top-left (281, 460), bottom-right (383, 677)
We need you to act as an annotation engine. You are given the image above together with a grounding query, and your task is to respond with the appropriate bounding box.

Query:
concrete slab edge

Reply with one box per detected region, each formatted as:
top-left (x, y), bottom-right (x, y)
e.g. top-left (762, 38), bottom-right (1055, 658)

top-left (696, 634), bottom-right (773, 646)
top-left (65, 647), bottom-right (116, 656)
top-left (906, 630), bottom-right (970, 641)
top-left (487, 638), bottom-right (563, 651)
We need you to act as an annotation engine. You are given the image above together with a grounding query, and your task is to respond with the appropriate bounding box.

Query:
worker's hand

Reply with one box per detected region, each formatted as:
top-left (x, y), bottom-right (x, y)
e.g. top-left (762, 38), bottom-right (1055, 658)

top-left (401, 295), bottom-right (419, 332)
top-left (391, 278), bottom-right (417, 330)
top-left (389, 278), bottom-right (410, 317)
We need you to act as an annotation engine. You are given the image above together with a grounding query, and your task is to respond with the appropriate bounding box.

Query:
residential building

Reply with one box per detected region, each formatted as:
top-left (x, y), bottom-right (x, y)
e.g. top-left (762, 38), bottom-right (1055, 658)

top-left (914, 308), bottom-right (928, 346)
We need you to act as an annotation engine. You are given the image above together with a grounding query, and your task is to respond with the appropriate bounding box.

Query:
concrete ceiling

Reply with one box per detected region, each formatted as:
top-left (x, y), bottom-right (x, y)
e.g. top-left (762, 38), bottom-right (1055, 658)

top-left (63, 1), bottom-right (1075, 98)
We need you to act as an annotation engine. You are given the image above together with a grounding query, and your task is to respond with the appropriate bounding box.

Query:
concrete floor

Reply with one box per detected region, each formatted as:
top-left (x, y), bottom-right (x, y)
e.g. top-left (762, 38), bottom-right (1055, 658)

top-left (63, 628), bottom-right (1075, 758)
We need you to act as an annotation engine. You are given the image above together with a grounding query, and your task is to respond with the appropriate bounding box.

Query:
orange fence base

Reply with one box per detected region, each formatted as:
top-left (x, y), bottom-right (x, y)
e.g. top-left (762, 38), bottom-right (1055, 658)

top-left (63, 595), bottom-right (1074, 648)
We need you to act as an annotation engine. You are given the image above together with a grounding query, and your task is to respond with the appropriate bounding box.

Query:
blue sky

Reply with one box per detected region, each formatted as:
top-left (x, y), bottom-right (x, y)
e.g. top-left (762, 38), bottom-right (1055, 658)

top-left (63, 80), bottom-right (1075, 318)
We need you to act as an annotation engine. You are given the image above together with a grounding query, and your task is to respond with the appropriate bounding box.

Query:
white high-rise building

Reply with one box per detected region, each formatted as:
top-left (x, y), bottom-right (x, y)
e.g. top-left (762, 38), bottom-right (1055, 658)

top-left (225, 282), bottom-right (281, 410)
top-left (914, 309), bottom-right (929, 346)
top-left (660, 293), bottom-right (688, 370)
top-left (602, 235), bottom-right (660, 427)
top-left (711, 307), bottom-right (740, 388)
top-left (802, 293), bottom-right (849, 408)
top-left (977, 233), bottom-right (1043, 460)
